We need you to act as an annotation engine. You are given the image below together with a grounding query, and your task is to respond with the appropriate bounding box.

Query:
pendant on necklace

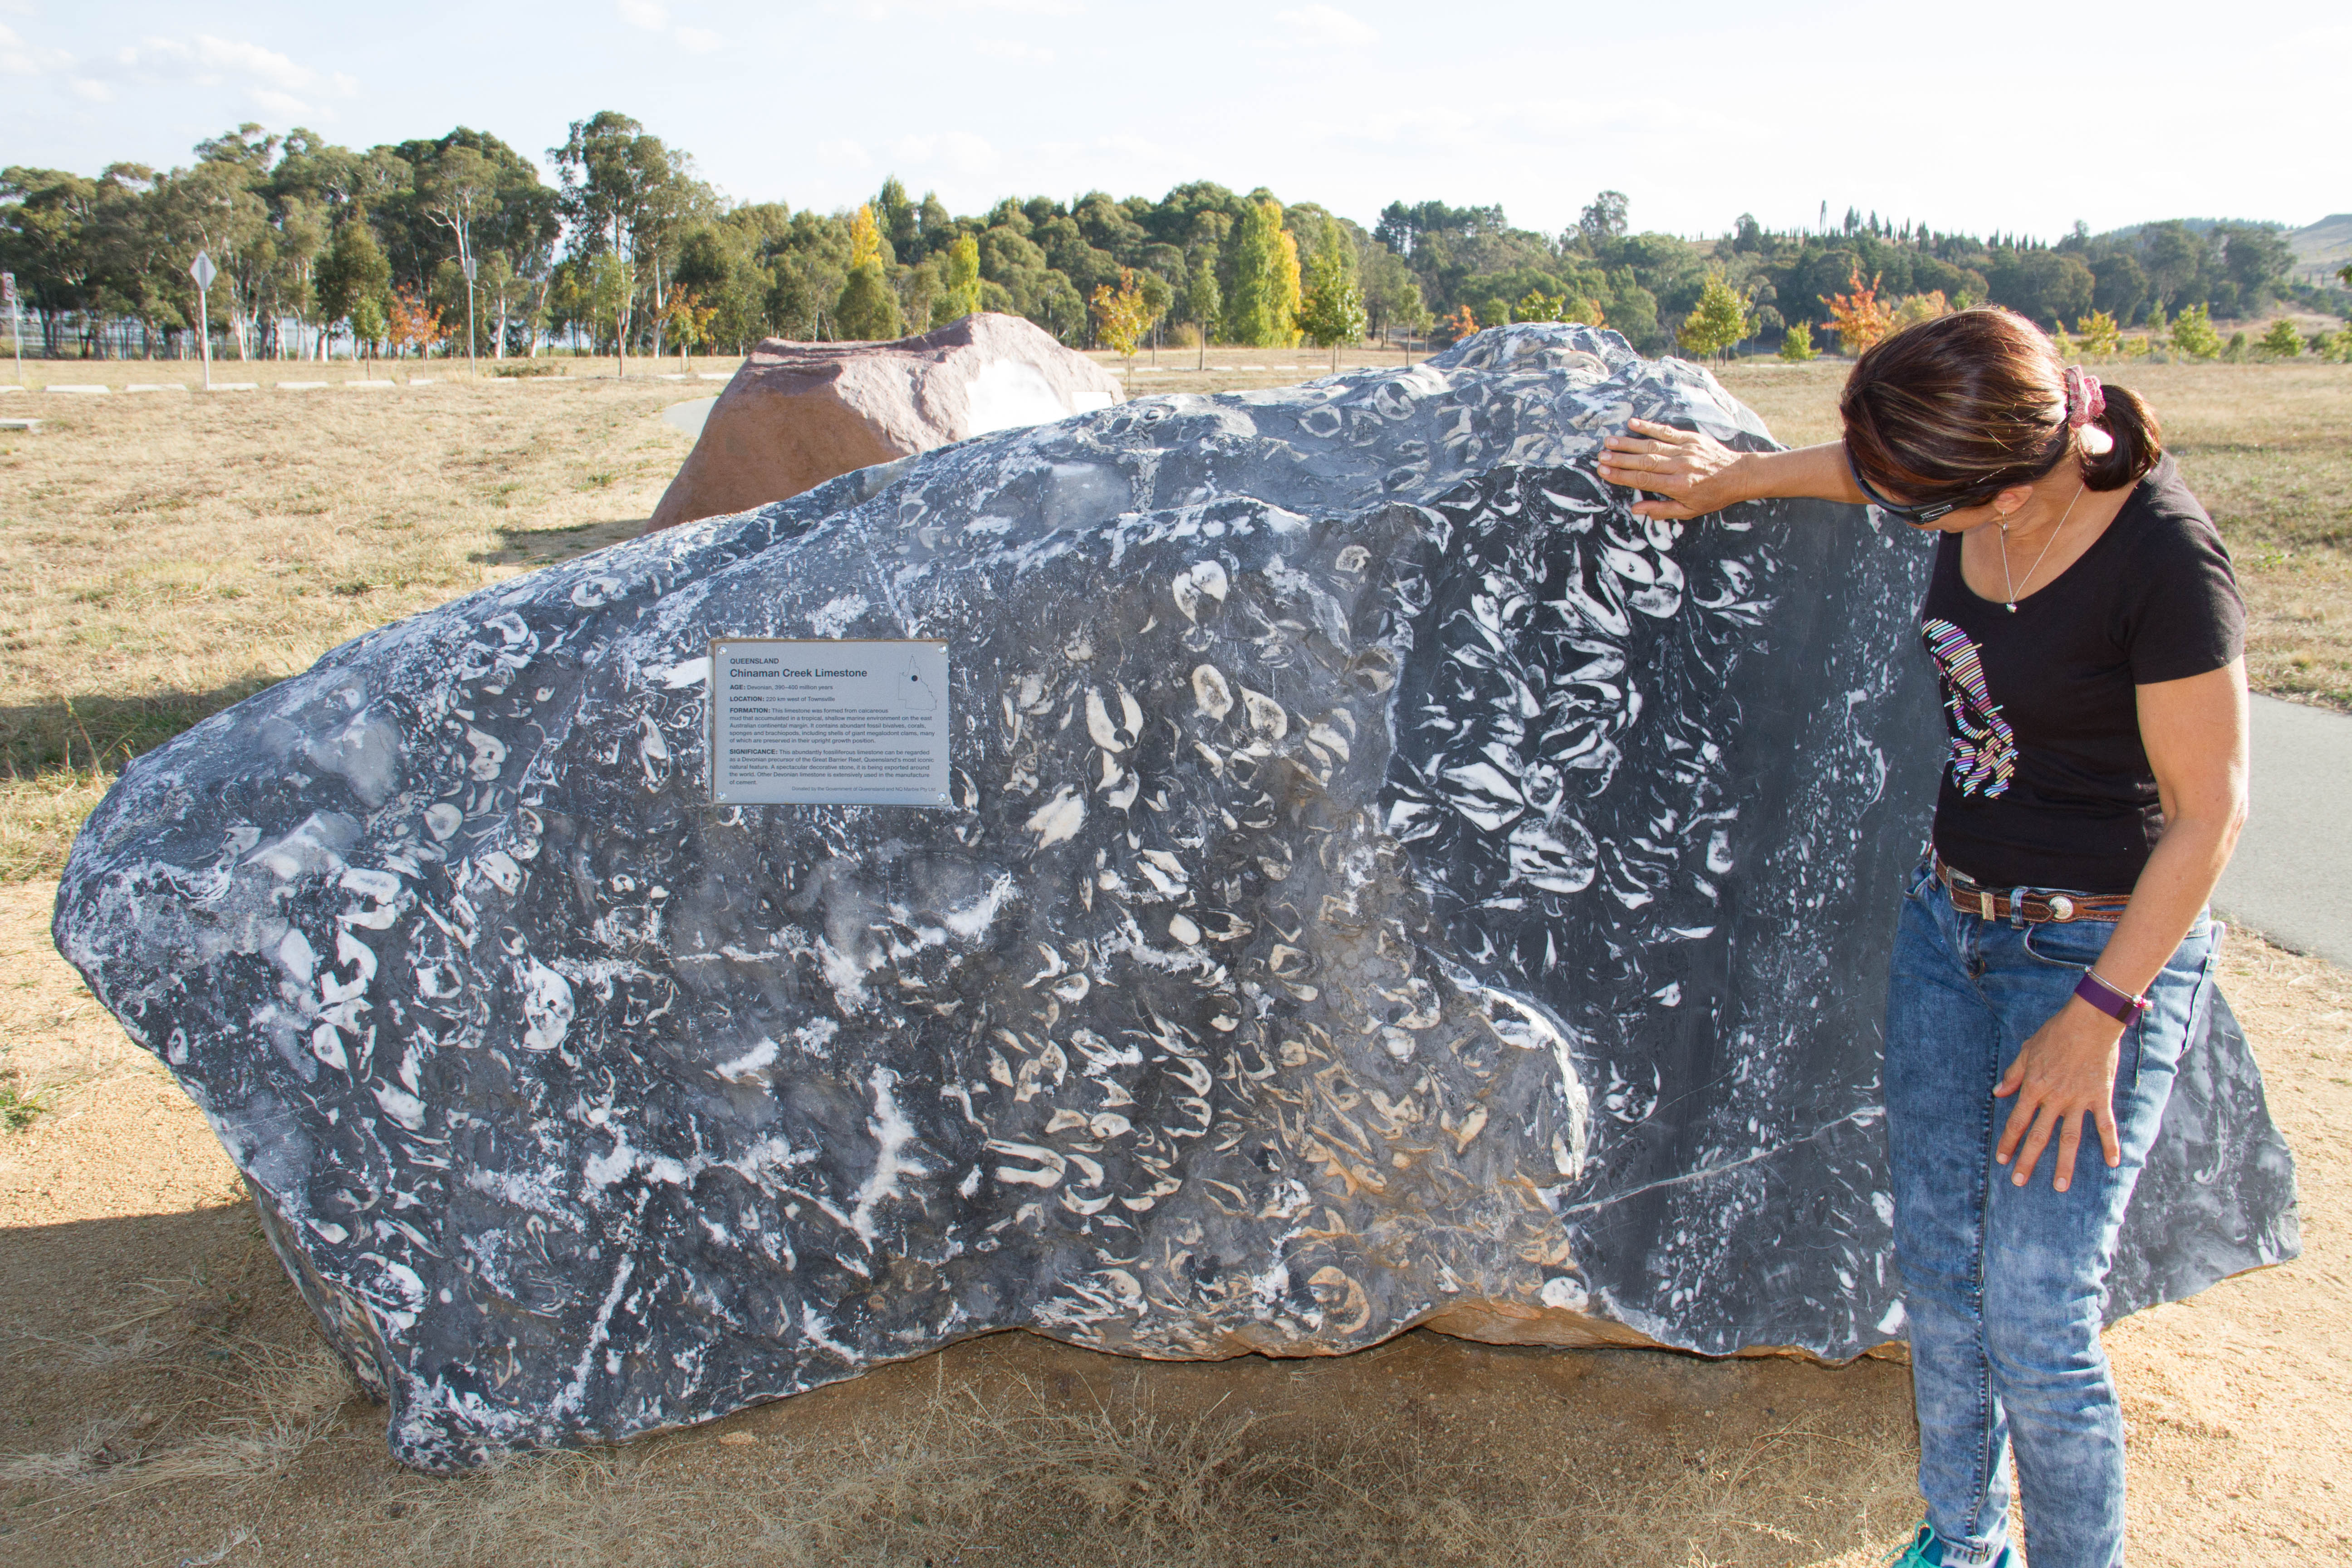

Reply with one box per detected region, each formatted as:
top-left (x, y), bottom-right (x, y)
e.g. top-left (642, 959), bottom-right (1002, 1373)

top-left (2005, 602), bottom-right (2017, 613)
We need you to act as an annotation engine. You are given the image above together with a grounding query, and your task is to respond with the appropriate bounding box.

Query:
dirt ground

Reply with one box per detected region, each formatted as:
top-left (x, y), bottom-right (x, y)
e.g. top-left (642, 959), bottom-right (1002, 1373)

top-left (1, 346), bottom-right (2347, 1564)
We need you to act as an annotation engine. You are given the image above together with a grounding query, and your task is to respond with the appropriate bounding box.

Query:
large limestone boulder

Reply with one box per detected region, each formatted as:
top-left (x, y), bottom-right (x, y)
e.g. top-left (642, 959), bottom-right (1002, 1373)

top-left (647, 312), bottom-right (1123, 530)
top-left (54, 326), bottom-right (2298, 1470)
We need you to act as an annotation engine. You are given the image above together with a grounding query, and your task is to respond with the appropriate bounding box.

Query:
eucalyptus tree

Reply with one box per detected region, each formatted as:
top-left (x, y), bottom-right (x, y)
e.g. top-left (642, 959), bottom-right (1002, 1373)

top-left (552, 112), bottom-right (710, 366)
top-left (150, 156), bottom-right (273, 358)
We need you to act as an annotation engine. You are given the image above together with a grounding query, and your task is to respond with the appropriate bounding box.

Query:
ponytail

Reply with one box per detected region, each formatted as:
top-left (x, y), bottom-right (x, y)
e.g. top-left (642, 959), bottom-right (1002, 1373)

top-left (2079, 381), bottom-right (2162, 492)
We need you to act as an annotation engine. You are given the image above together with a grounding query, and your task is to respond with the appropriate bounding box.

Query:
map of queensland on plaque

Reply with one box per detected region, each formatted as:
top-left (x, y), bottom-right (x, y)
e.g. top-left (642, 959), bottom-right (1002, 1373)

top-left (53, 325), bottom-right (2299, 1470)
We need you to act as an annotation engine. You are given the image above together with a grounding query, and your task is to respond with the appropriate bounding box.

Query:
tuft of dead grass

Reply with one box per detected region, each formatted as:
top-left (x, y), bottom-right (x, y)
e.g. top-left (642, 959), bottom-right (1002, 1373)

top-left (384, 1362), bottom-right (1916, 1568)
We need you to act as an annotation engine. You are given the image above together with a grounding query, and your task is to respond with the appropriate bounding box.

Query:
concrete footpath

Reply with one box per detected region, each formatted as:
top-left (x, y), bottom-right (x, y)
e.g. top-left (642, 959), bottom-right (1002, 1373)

top-left (2215, 694), bottom-right (2352, 968)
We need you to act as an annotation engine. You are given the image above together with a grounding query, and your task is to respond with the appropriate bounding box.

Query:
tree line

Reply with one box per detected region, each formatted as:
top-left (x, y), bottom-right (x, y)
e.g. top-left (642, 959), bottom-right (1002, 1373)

top-left (1, 113), bottom-right (2334, 366)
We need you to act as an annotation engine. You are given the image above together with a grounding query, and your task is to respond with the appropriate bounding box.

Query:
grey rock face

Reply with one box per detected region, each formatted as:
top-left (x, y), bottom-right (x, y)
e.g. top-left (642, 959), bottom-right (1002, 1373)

top-left (54, 326), bottom-right (2298, 1470)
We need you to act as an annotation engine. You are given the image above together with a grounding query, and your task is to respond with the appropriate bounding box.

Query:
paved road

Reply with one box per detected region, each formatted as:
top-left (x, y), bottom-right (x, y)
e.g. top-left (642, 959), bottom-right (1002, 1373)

top-left (662, 396), bottom-right (717, 438)
top-left (2216, 694), bottom-right (2352, 968)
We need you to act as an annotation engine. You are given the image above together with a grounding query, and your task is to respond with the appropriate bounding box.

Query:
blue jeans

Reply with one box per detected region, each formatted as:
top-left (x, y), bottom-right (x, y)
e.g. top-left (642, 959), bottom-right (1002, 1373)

top-left (1885, 857), bottom-right (2221, 1568)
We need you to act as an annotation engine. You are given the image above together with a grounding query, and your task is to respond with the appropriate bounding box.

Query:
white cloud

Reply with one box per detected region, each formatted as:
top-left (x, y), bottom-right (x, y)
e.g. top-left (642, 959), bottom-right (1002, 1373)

top-left (857, 0), bottom-right (1081, 16)
top-left (974, 37), bottom-right (1053, 61)
top-left (614, 3), bottom-right (723, 54)
top-left (890, 131), bottom-right (1000, 175)
top-left (818, 137), bottom-right (874, 170)
top-left (91, 34), bottom-right (349, 122)
top-left (1274, 4), bottom-right (1377, 48)
top-left (1094, 132), bottom-right (1162, 159)
top-left (190, 34), bottom-right (318, 90)
top-left (0, 20), bottom-right (70, 74)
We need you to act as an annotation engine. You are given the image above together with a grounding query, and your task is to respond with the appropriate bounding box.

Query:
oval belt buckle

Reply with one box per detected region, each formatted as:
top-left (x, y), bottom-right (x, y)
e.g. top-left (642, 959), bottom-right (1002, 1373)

top-left (2048, 894), bottom-right (2076, 922)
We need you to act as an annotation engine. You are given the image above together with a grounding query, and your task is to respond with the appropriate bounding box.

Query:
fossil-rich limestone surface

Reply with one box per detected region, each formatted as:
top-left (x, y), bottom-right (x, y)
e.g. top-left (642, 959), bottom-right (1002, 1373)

top-left (56, 326), bottom-right (2298, 1471)
top-left (647, 312), bottom-right (1123, 531)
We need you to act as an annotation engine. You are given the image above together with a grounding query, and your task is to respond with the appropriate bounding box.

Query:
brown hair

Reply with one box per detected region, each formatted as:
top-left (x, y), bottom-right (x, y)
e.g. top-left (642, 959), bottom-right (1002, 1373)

top-left (1839, 306), bottom-right (2161, 503)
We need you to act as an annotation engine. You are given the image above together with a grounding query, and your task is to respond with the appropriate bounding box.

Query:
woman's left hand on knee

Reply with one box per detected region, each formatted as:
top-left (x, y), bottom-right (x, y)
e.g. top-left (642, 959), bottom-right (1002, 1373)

top-left (1994, 1001), bottom-right (2127, 1191)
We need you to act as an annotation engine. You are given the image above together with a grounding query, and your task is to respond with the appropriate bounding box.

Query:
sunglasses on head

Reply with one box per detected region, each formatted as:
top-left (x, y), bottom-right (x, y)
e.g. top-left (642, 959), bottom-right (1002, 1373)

top-left (1847, 457), bottom-right (1993, 525)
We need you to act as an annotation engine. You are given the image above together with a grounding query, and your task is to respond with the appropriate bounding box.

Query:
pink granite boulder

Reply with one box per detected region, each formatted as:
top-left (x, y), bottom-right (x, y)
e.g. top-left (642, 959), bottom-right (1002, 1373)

top-left (648, 312), bottom-right (1123, 531)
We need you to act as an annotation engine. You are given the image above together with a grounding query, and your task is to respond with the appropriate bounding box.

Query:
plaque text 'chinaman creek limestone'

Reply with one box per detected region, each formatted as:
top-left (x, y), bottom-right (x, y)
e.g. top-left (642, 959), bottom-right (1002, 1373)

top-left (709, 640), bottom-right (950, 807)
top-left (54, 325), bottom-right (2298, 1471)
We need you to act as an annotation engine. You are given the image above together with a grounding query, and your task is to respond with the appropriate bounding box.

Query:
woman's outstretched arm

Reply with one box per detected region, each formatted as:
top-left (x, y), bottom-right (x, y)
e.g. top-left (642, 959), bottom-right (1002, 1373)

top-left (1597, 419), bottom-right (1866, 519)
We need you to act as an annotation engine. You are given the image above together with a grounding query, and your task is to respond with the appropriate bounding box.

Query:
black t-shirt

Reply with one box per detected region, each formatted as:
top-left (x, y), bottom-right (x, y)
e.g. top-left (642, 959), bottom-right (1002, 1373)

top-left (1918, 455), bottom-right (2244, 895)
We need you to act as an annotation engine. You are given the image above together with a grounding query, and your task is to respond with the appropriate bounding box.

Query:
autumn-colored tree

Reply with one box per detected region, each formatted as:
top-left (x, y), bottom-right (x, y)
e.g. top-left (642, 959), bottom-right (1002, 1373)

top-left (1778, 320), bottom-right (1818, 362)
top-left (1437, 303), bottom-right (1478, 345)
top-left (1515, 289), bottom-right (1568, 322)
top-left (831, 201), bottom-right (904, 340)
top-left (1676, 270), bottom-right (1754, 362)
top-left (2073, 309), bottom-right (2122, 357)
top-left (1090, 268), bottom-right (1157, 375)
top-left (665, 287), bottom-right (718, 372)
top-left (937, 233), bottom-right (983, 321)
top-left (849, 204), bottom-right (885, 270)
top-left (1568, 295), bottom-right (1606, 328)
top-left (1820, 267), bottom-right (1892, 355)
top-left (1224, 197), bottom-right (1300, 347)
top-left (1888, 289), bottom-right (1950, 335)
top-left (387, 289), bottom-right (446, 360)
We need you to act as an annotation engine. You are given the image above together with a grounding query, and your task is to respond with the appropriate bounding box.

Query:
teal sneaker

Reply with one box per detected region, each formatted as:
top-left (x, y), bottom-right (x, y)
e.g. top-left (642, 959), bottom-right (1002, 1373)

top-left (1888, 1523), bottom-right (2015, 1568)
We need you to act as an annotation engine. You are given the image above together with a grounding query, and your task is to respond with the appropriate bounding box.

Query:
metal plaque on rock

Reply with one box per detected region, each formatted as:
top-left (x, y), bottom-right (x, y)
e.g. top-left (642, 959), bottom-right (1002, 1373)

top-left (708, 638), bottom-right (949, 806)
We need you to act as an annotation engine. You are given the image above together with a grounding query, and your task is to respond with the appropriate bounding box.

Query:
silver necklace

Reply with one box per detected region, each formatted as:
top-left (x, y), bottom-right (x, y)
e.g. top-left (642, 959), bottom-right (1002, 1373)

top-left (1998, 483), bottom-right (2085, 612)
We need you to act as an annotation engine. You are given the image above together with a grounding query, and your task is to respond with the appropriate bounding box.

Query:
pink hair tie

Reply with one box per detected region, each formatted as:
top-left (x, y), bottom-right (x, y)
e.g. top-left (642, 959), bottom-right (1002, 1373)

top-left (2064, 367), bottom-right (2106, 429)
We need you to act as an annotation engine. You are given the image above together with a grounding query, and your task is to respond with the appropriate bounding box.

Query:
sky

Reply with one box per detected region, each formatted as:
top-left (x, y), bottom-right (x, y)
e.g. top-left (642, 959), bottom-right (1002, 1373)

top-left (3, 0), bottom-right (2342, 242)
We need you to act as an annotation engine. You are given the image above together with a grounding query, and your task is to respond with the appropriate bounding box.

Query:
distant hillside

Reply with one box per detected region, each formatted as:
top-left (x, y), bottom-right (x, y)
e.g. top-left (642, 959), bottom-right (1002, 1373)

top-left (2289, 215), bottom-right (2352, 283)
top-left (2092, 216), bottom-right (2278, 245)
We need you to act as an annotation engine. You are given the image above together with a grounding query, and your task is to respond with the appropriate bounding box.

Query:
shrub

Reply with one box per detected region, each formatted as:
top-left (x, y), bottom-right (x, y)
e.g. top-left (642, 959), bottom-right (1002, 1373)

top-left (2170, 303), bottom-right (2222, 359)
top-left (1778, 321), bottom-right (1818, 362)
top-left (2074, 309), bottom-right (2123, 357)
top-left (2259, 318), bottom-right (2306, 358)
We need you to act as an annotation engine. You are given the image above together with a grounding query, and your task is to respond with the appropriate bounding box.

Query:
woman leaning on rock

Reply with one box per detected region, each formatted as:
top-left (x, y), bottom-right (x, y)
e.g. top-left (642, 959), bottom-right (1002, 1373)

top-left (1599, 307), bottom-right (2249, 1568)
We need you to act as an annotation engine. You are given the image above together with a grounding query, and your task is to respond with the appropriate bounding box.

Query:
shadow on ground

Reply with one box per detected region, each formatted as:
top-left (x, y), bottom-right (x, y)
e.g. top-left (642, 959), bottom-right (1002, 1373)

top-left (474, 515), bottom-right (651, 571)
top-left (0, 1199), bottom-right (1922, 1568)
top-left (0, 682), bottom-right (285, 778)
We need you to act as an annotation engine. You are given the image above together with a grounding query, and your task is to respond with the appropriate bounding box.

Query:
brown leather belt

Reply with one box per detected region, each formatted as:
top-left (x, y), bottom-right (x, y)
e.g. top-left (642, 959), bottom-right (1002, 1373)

top-left (1932, 850), bottom-right (2130, 925)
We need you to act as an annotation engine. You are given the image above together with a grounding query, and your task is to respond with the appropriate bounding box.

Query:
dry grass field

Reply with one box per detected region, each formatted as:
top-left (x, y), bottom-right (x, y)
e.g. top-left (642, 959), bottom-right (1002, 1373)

top-left (0, 346), bottom-right (2346, 1565)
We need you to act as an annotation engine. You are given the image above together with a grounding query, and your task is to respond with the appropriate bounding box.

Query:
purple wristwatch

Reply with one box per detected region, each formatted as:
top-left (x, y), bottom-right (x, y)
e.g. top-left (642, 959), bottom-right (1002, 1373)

top-left (2073, 969), bottom-right (2151, 1023)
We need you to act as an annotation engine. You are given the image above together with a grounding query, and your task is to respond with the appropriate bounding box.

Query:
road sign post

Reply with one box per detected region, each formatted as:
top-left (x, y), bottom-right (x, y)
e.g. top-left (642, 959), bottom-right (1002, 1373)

top-left (462, 253), bottom-right (478, 376)
top-left (189, 251), bottom-right (217, 391)
top-left (3, 272), bottom-right (20, 386)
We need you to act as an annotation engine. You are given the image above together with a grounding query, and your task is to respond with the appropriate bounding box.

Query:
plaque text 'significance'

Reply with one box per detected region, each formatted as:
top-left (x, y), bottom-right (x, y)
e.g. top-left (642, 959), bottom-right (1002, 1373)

top-left (708, 638), bottom-right (950, 806)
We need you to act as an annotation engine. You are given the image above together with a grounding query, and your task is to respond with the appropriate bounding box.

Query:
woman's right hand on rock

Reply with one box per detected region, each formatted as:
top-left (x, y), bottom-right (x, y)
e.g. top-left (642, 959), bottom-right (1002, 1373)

top-left (1597, 419), bottom-right (1749, 519)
